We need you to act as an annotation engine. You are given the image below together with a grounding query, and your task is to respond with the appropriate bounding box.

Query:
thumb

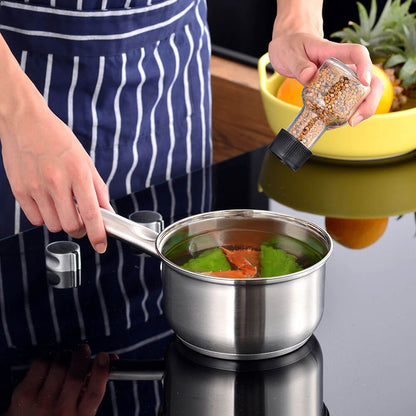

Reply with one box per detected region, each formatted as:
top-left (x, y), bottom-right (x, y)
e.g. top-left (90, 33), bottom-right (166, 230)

top-left (297, 64), bottom-right (318, 85)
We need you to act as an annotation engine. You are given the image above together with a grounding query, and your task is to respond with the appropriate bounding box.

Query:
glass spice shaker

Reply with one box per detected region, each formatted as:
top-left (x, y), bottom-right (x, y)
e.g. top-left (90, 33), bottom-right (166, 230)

top-left (269, 57), bottom-right (370, 171)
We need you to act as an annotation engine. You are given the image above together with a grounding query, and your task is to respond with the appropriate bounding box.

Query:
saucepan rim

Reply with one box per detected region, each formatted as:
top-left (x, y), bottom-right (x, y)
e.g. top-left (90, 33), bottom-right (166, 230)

top-left (155, 209), bottom-right (333, 285)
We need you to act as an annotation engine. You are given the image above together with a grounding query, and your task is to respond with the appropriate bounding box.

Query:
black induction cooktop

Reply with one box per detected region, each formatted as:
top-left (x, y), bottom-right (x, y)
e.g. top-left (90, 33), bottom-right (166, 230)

top-left (1, 146), bottom-right (416, 415)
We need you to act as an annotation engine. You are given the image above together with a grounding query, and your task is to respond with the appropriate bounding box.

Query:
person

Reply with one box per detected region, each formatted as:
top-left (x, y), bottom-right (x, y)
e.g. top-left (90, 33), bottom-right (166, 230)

top-left (0, 0), bottom-right (384, 253)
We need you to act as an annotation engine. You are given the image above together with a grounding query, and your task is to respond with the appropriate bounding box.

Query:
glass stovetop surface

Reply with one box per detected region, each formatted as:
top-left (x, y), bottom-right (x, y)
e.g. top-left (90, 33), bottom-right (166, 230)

top-left (1, 147), bottom-right (416, 415)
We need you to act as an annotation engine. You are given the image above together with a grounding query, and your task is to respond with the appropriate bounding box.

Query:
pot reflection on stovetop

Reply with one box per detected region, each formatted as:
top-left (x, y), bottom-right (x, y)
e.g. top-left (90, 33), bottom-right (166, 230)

top-left (160, 335), bottom-right (327, 416)
top-left (106, 335), bottom-right (327, 415)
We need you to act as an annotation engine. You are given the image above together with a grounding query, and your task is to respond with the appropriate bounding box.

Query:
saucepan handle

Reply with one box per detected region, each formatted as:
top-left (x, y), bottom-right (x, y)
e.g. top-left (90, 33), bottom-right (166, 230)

top-left (12, 358), bottom-right (166, 384)
top-left (108, 359), bottom-right (165, 381)
top-left (100, 208), bottom-right (159, 257)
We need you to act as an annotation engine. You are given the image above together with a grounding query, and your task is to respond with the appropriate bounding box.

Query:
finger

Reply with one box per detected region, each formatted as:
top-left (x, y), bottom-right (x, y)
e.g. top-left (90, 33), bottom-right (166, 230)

top-left (342, 44), bottom-right (373, 87)
top-left (13, 357), bottom-right (51, 401)
top-left (17, 195), bottom-right (44, 227)
top-left (78, 353), bottom-right (110, 416)
top-left (349, 74), bottom-right (384, 126)
top-left (269, 38), bottom-right (318, 84)
top-left (37, 351), bottom-right (70, 403)
top-left (59, 344), bottom-right (92, 404)
top-left (32, 193), bottom-right (62, 233)
top-left (39, 168), bottom-right (86, 239)
top-left (307, 42), bottom-right (373, 86)
top-left (73, 175), bottom-right (108, 253)
top-left (273, 37), bottom-right (372, 85)
top-left (53, 192), bottom-right (86, 239)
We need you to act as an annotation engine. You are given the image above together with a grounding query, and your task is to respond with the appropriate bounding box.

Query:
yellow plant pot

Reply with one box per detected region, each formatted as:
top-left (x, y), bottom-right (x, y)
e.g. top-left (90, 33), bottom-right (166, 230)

top-left (258, 53), bottom-right (416, 160)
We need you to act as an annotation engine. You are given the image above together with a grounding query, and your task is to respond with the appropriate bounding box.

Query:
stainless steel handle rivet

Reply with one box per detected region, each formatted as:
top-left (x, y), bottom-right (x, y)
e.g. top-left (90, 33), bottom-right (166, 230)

top-left (128, 211), bottom-right (164, 257)
top-left (45, 241), bottom-right (81, 289)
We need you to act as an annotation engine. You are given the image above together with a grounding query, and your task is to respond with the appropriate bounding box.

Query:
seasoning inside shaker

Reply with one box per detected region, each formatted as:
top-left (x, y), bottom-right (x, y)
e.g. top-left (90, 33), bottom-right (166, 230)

top-left (269, 57), bottom-right (370, 171)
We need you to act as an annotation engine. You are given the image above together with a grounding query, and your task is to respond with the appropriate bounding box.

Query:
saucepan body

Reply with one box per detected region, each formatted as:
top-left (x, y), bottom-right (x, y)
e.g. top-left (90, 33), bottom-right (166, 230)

top-left (101, 209), bottom-right (333, 360)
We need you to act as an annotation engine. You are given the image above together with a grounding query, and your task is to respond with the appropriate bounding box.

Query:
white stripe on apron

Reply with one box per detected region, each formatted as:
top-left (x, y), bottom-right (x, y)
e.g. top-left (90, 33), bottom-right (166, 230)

top-left (146, 40), bottom-right (164, 188)
top-left (90, 56), bottom-right (105, 165)
top-left (116, 240), bottom-right (132, 329)
top-left (166, 33), bottom-right (180, 181)
top-left (67, 56), bottom-right (79, 130)
top-left (19, 234), bottom-right (37, 346)
top-left (0, 260), bottom-right (13, 348)
top-left (125, 48), bottom-right (146, 195)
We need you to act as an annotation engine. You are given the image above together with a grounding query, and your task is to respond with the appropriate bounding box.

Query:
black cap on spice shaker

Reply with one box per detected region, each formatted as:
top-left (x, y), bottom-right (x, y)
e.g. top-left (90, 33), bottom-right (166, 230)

top-left (268, 57), bottom-right (370, 171)
top-left (268, 128), bottom-right (313, 172)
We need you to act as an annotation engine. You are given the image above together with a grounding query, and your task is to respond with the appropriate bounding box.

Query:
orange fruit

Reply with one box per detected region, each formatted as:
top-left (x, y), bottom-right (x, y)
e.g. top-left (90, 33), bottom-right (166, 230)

top-left (325, 217), bottom-right (388, 249)
top-left (372, 65), bottom-right (394, 114)
top-left (276, 77), bottom-right (304, 107)
top-left (276, 64), bottom-right (394, 113)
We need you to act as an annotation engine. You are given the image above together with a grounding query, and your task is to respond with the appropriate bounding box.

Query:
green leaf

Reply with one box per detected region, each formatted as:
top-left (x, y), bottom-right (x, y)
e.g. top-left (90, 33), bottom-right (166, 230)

top-left (330, 28), bottom-right (360, 42)
top-left (260, 244), bottom-right (302, 278)
top-left (376, 0), bottom-right (393, 30)
top-left (399, 57), bottom-right (416, 85)
top-left (384, 53), bottom-right (406, 67)
top-left (349, 22), bottom-right (365, 33)
top-left (181, 248), bottom-right (231, 273)
top-left (368, 0), bottom-right (379, 29)
top-left (401, 71), bottom-right (416, 87)
top-left (357, 1), bottom-right (372, 33)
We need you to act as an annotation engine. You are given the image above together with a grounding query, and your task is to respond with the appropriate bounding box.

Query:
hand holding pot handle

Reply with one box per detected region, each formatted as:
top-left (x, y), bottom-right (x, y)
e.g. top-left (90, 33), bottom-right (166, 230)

top-left (100, 208), bottom-right (159, 257)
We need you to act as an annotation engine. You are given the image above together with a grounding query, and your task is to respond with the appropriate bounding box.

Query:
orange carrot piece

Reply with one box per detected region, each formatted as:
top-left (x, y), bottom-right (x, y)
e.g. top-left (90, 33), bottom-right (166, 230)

top-left (221, 248), bottom-right (260, 277)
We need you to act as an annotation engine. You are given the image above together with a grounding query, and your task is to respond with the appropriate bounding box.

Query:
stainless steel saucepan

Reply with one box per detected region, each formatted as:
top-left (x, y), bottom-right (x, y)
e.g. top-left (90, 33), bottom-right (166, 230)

top-left (100, 208), bottom-right (333, 360)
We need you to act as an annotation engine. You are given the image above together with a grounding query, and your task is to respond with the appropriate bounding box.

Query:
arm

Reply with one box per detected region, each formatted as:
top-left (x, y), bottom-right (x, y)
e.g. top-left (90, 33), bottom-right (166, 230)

top-left (269, 0), bottom-right (383, 126)
top-left (0, 35), bottom-right (111, 252)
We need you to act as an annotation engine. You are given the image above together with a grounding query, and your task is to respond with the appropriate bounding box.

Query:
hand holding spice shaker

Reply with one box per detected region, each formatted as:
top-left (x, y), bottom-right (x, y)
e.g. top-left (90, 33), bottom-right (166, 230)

top-left (269, 57), bottom-right (371, 171)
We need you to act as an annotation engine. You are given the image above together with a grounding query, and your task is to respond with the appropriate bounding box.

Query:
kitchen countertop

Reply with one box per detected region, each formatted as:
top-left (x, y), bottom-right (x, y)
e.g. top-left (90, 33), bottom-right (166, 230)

top-left (1, 146), bottom-right (416, 415)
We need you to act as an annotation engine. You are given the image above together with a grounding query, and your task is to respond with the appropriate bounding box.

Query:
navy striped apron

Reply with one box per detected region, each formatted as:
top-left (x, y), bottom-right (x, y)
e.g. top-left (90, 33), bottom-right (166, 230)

top-left (0, 0), bottom-right (212, 239)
